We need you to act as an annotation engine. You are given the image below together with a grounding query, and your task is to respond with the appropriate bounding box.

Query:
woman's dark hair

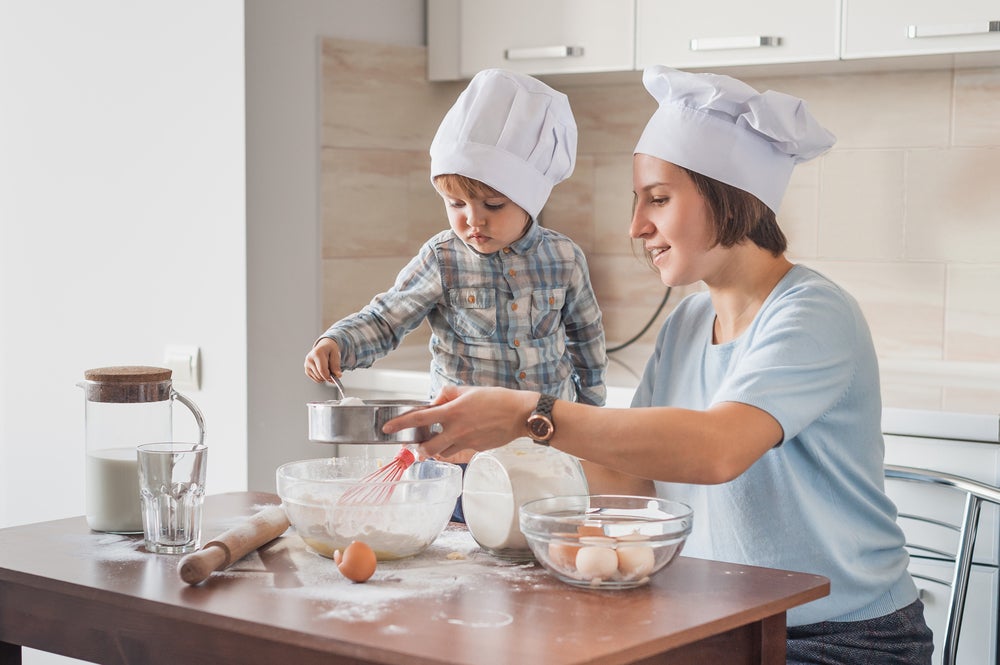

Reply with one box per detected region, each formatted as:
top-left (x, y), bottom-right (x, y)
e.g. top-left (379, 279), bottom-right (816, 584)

top-left (683, 167), bottom-right (787, 256)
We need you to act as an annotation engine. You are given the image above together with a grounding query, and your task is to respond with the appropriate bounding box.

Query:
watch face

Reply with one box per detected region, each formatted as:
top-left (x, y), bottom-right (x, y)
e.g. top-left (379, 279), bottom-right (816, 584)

top-left (528, 415), bottom-right (553, 439)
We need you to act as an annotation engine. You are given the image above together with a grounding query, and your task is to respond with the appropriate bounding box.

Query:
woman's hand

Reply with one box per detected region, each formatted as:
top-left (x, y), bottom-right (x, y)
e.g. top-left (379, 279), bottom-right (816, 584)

top-left (304, 338), bottom-right (342, 384)
top-left (384, 385), bottom-right (538, 460)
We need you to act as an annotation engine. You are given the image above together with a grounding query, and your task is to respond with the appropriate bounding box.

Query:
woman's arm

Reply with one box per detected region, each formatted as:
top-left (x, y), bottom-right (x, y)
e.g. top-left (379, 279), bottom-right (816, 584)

top-left (385, 385), bottom-right (783, 485)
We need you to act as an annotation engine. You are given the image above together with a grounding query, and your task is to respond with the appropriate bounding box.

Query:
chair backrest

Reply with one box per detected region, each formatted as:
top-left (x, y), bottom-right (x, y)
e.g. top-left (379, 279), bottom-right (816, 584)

top-left (885, 464), bottom-right (1000, 665)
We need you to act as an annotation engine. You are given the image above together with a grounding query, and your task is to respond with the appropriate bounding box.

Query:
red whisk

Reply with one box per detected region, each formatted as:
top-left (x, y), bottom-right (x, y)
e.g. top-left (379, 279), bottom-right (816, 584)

top-left (339, 447), bottom-right (417, 505)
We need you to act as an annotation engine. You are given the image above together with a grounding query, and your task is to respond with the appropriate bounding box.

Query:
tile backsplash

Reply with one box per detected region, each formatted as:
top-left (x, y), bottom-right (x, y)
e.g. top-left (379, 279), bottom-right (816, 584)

top-left (321, 38), bottom-right (1000, 413)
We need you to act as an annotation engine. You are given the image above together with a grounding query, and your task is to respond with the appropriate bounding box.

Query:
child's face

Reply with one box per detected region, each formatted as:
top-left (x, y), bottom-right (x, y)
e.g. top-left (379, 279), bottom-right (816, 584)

top-left (630, 154), bottom-right (724, 287)
top-left (436, 185), bottom-right (532, 254)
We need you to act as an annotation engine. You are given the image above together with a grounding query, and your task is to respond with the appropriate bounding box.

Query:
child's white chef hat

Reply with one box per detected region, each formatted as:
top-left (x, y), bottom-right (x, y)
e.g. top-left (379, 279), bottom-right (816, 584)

top-left (430, 69), bottom-right (577, 219)
top-left (634, 65), bottom-right (836, 213)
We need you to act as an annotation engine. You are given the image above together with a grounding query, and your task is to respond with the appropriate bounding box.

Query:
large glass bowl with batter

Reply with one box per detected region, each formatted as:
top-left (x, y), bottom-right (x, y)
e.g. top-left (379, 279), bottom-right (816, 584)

top-left (277, 456), bottom-right (461, 561)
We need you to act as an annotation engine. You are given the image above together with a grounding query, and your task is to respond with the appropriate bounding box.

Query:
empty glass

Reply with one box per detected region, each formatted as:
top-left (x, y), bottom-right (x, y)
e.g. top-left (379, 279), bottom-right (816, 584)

top-left (137, 442), bottom-right (208, 554)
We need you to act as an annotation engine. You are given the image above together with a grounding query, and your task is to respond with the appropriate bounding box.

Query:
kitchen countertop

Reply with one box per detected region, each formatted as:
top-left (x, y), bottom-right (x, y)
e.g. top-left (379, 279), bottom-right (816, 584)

top-left (0, 492), bottom-right (829, 665)
top-left (346, 335), bottom-right (1000, 416)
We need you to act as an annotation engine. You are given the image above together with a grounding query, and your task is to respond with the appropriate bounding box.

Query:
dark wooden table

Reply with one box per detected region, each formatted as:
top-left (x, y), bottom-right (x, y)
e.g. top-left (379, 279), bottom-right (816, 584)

top-left (0, 492), bottom-right (828, 665)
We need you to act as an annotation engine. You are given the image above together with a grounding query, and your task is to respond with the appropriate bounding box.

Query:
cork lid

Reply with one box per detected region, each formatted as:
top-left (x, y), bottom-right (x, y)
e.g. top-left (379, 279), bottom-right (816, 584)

top-left (84, 366), bottom-right (172, 383)
top-left (82, 366), bottom-right (173, 403)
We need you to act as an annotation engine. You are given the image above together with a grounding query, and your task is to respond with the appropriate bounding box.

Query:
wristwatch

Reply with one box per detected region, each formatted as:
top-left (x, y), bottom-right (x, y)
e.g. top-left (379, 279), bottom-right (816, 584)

top-left (526, 393), bottom-right (556, 445)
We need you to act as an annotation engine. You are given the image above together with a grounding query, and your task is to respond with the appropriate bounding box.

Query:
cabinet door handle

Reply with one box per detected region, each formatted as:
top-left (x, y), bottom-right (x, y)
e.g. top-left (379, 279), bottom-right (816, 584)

top-left (907, 21), bottom-right (1000, 39)
top-left (504, 45), bottom-right (585, 60)
top-left (689, 35), bottom-right (782, 51)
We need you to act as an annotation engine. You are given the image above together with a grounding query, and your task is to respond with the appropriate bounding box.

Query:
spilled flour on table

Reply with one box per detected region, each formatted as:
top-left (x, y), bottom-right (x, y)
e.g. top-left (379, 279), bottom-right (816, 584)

top-left (64, 533), bottom-right (147, 563)
top-left (217, 524), bottom-right (553, 624)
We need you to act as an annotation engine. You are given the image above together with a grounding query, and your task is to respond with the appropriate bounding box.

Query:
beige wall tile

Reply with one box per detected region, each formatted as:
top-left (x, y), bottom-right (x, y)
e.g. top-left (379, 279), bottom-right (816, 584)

top-left (322, 148), bottom-right (441, 259)
top-left (943, 387), bottom-right (1000, 413)
top-left (817, 150), bottom-right (905, 260)
top-left (780, 159), bottom-right (821, 260)
top-left (743, 70), bottom-right (953, 150)
top-left (954, 68), bottom-right (1000, 147)
top-left (945, 264), bottom-right (1000, 363)
top-left (803, 260), bottom-right (946, 360)
top-left (321, 39), bottom-right (463, 151)
top-left (906, 148), bottom-right (1000, 262)
top-left (593, 154), bottom-right (636, 256)
top-left (880, 383), bottom-right (943, 411)
top-left (560, 81), bottom-right (654, 155)
top-left (543, 155), bottom-right (595, 253)
top-left (321, 256), bottom-right (412, 326)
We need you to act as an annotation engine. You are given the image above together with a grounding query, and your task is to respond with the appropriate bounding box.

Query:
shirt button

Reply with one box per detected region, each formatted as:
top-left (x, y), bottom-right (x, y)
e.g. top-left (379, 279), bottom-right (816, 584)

top-left (503, 247), bottom-right (511, 254)
top-left (519, 371), bottom-right (526, 380)
top-left (467, 295), bottom-right (475, 304)
top-left (549, 296), bottom-right (555, 305)
top-left (513, 339), bottom-right (520, 347)
top-left (511, 303), bottom-right (518, 311)
top-left (508, 269), bottom-right (516, 277)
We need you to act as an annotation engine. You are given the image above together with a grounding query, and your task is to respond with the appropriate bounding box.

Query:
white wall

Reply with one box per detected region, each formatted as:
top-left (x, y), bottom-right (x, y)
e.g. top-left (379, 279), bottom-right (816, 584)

top-left (244, 0), bottom-right (425, 492)
top-left (0, 1), bottom-right (248, 531)
top-left (1, 1), bottom-right (423, 663)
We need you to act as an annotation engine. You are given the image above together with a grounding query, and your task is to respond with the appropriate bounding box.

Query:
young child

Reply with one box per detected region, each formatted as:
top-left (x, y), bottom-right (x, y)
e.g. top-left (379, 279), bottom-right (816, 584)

top-left (304, 68), bottom-right (607, 433)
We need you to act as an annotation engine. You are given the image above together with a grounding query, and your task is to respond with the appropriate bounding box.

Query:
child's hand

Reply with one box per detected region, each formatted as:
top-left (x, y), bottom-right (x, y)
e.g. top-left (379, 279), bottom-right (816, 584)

top-left (304, 338), bottom-right (342, 384)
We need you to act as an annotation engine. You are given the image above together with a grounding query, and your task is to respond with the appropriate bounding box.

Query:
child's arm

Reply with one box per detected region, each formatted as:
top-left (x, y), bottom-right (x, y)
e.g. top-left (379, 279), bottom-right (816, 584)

top-left (562, 248), bottom-right (608, 406)
top-left (314, 242), bottom-right (443, 372)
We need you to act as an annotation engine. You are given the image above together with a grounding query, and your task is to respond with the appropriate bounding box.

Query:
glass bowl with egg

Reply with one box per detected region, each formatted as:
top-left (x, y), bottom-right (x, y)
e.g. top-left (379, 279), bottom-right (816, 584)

top-left (276, 456), bottom-right (461, 561)
top-left (519, 495), bottom-right (692, 589)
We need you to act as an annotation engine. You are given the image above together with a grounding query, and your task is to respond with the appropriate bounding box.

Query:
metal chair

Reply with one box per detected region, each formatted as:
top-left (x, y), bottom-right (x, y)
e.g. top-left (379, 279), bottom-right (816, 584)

top-left (885, 464), bottom-right (1000, 665)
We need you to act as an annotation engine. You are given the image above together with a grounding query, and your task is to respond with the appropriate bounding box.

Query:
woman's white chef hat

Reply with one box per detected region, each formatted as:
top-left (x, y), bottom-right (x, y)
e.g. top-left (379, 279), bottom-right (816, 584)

top-left (634, 65), bottom-right (836, 213)
top-left (430, 69), bottom-right (577, 219)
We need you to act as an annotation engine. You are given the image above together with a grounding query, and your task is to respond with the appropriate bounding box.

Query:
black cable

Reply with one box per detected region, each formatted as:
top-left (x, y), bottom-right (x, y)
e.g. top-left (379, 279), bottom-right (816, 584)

top-left (607, 287), bottom-right (672, 353)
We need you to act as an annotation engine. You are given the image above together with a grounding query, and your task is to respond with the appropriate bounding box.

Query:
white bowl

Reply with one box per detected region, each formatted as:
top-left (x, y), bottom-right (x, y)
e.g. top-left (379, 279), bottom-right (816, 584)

top-left (276, 456), bottom-right (461, 560)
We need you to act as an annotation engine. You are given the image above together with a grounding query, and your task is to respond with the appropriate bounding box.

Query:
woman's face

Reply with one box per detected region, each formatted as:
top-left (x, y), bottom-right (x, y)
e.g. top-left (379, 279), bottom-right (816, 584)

top-left (436, 185), bottom-right (531, 255)
top-left (630, 154), bottom-right (724, 287)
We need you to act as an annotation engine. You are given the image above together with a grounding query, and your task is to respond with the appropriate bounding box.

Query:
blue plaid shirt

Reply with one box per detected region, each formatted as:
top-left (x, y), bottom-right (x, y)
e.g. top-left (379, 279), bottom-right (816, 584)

top-left (322, 221), bottom-right (607, 405)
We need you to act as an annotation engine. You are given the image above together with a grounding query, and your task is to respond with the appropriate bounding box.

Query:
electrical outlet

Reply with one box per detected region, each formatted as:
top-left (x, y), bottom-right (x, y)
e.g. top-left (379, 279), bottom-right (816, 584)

top-left (164, 345), bottom-right (201, 390)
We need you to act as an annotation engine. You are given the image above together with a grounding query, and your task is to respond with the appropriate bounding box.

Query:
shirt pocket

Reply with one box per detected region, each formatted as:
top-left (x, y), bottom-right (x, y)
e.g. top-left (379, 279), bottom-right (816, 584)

top-left (447, 287), bottom-right (497, 339)
top-left (530, 288), bottom-right (566, 339)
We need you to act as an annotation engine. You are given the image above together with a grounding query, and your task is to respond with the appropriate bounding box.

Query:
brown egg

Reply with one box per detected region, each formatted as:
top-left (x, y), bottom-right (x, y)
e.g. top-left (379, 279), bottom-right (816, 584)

top-left (617, 544), bottom-right (656, 578)
top-left (333, 540), bottom-right (377, 583)
top-left (575, 546), bottom-right (618, 580)
top-left (548, 540), bottom-right (582, 572)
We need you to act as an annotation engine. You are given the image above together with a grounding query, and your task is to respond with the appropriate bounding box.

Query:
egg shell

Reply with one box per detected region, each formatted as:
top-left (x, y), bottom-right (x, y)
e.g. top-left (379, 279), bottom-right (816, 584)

top-left (575, 546), bottom-right (618, 580)
top-left (617, 544), bottom-right (656, 578)
top-left (334, 540), bottom-right (377, 583)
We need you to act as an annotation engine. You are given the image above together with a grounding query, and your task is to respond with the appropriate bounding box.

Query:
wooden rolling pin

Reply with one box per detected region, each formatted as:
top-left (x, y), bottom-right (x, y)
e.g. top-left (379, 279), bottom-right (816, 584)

top-left (178, 505), bottom-right (290, 585)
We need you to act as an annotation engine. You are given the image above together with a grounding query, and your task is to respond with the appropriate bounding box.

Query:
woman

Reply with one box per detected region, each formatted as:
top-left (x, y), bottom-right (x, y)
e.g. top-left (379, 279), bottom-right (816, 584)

top-left (386, 65), bottom-right (933, 664)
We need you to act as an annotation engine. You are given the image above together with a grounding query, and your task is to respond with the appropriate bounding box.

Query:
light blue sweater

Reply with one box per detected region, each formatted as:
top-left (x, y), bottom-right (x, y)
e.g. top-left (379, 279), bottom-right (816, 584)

top-left (633, 264), bottom-right (917, 626)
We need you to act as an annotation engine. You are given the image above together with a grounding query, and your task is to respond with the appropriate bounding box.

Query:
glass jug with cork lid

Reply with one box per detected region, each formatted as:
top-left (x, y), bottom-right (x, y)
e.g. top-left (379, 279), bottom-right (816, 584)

top-left (79, 366), bottom-right (206, 533)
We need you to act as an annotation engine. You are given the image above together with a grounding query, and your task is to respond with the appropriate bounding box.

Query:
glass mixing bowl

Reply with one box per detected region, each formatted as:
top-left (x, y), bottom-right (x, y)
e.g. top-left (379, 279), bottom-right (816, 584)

top-left (276, 456), bottom-right (461, 560)
top-left (519, 494), bottom-right (693, 589)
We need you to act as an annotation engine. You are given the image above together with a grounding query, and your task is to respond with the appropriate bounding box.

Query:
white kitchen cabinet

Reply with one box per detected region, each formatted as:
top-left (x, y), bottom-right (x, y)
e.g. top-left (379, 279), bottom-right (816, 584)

top-left (843, 0), bottom-right (1000, 59)
top-left (883, 409), bottom-right (1000, 665)
top-left (636, 0), bottom-right (841, 69)
top-left (909, 559), bottom-right (998, 665)
top-left (427, 0), bottom-right (635, 81)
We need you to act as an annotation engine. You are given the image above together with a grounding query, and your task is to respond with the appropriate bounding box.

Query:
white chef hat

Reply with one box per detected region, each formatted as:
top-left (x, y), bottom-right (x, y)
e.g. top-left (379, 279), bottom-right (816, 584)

top-left (634, 65), bottom-right (836, 213)
top-left (430, 69), bottom-right (577, 220)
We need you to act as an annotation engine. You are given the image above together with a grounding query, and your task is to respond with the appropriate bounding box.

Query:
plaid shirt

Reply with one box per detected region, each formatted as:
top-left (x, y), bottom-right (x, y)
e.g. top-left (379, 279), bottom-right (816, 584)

top-left (323, 222), bottom-right (607, 405)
